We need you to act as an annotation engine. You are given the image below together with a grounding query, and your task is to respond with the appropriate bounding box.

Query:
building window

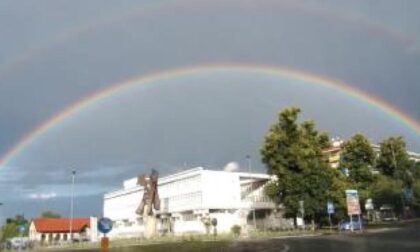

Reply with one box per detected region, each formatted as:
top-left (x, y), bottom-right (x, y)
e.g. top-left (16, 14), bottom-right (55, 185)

top-left (123, 219), bottom-right (131, 227)
top-left (183, 211), bottom-right (196, 221)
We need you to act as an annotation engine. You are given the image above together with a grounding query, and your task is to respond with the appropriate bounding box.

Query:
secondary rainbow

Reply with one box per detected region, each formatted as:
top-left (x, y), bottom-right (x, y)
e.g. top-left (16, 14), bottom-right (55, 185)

top-left (0, 0), bottom-right (416, 81)
top-left (1, 63), bottom-right (419, 167)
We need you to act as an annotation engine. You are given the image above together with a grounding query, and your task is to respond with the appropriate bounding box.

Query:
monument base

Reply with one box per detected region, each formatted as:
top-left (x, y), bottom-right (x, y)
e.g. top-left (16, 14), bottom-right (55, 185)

top-left (144, 215), bottom-right (157, 239)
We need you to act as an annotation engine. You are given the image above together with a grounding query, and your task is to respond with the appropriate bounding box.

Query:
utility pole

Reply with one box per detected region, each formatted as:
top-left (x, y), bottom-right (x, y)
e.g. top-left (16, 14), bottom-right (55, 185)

top-left (0, 202), bottom-right (3, 227)
top-left (69, 170), bottom-right (76, 242)
top-left (246, 155), bottom-right (252, 173)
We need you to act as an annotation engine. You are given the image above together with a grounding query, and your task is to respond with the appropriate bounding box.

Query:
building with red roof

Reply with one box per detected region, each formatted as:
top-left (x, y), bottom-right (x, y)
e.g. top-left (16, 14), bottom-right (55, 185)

top-left (29, 217), bottom-right (98, 244)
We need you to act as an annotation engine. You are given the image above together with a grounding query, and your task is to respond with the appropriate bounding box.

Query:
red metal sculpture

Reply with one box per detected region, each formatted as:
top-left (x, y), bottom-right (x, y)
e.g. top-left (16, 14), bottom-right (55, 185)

top-left (136, 169), bottom-right (160, 216)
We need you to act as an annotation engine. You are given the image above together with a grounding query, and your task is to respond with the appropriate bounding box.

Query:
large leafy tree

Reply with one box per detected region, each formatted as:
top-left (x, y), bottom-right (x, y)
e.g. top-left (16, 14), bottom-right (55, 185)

top-left (370, 175), bottom-right (404, 215)
top-left (376, 137), bottom-right (413, 186)
top-left (261, 107), bottom-right (343, 224)
top-left (375, 137), bottom-right (419, 216)
top-left (412, 173), bottom-right (420, 215)
top-left (0, 215), bottom-right (29, 240)
top-left (340, 133), bottom-right (375, 196)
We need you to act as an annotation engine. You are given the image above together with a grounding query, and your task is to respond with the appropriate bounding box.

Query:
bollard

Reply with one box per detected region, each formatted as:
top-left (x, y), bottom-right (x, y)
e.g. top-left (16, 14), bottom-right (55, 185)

top-left (101, 236), bottom-right (109, 252)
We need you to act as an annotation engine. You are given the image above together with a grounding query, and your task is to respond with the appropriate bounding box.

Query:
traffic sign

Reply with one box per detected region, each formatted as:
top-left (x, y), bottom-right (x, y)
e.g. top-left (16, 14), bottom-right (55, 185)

top-left (327, 201), bottom-right (335, 214)
top-left (17, 225), bottom-right (25, 234)
top-left (98, 217), bottom-right (113, 234)
top-left (211, 218), bottom-right (218, 227)
top-left (404, 188), bottom-right (413, 201)
top-left (345, 189), bottom-right (361, 215)
top-left (365, 198), bottom-right (374, 210)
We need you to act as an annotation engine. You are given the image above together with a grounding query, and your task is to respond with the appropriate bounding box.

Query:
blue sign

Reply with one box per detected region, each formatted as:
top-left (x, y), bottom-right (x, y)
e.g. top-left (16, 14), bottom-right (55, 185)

top-left (17, 225), bottom-right (25, 234)
top-left (404, 188), bottom-right (413, 201)
top-left (341, 168), bottom-right (349, 177)
top-left (327, 201), bottom-right (335, 214)
top-left (98, 217), bottom-right (113, 234)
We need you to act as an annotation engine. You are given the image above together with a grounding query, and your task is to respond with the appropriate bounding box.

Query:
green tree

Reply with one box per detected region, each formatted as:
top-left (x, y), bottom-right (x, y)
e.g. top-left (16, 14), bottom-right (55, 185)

top-left (40, 210), bottom-right (61, 218)
top-left (414, 161), bottom-right (420, 177)
top-left (412, 177), bottom-right (420, 215)
top-left (1, 222), bottom-right (18, 241)
top-left (370, 175), bottom-right (404, 215)
top-left (261, 107), bottom-right (344, 225)
top-left (376, 137), bottom-right (413, 186)
top-left (340, 133), bottom-right (375, 196)
top-left (0, 215), bottom-right (29, 240)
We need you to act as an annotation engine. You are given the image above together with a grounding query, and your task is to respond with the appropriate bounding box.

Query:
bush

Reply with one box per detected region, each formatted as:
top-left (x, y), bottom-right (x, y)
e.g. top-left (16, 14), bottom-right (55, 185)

top-left (231, 225), bottom-right (241, 236)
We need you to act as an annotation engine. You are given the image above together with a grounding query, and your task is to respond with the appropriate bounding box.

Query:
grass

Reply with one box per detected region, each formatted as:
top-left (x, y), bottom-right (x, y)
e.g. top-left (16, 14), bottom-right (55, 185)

top-left (30, 220), bottom-right (420, 251)
top-left (37, 240), bottom-right (231, 252)
top-left (35, 234), bottom-right (234, 252)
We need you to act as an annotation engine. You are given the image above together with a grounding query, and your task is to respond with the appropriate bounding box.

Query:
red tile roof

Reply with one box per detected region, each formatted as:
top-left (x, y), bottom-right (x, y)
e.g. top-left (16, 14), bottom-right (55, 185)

top-left (32, 218), bottom-right (90, 233)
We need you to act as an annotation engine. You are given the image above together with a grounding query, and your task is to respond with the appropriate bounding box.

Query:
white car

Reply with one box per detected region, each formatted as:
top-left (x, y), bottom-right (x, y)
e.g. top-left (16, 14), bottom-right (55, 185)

top-left (8, 237), bottom-right (32, 250)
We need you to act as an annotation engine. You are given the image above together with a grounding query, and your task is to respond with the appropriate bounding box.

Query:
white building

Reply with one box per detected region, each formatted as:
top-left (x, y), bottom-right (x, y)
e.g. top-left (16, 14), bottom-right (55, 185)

top-left (103, 167), bottom-right (291, 238)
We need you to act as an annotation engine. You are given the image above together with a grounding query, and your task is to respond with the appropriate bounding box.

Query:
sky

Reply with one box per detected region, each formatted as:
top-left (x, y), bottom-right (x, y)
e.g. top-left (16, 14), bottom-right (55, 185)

top-left (0, 0), bottom-right (419, 223)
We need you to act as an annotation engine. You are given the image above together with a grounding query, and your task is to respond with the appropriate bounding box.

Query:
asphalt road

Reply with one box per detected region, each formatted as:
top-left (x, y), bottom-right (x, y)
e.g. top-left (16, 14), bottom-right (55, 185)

top-left (44, 221), bottom-right (420, 252)
top-left (227, 221), bottom-right (420, 252)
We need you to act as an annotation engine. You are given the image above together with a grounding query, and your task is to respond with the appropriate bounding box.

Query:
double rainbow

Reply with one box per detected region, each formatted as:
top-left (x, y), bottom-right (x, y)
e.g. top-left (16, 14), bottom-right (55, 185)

top-left (0, 63), bottom-right (419, 167)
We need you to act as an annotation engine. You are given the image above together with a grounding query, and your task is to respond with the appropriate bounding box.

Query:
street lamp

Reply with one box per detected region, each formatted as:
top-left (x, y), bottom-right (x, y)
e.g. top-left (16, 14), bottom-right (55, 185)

top-left (246, 155), bottom-right (252, 173)
top-left (0, 203), bottom-right (3, 228)
top-left (69, 170), bottom-right (76, 242)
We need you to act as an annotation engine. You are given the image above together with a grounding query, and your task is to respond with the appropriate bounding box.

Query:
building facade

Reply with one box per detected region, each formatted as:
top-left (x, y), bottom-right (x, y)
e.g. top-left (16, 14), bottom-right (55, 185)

top-left (324, 139), bottom-right (420, 169)
top-left (104, 167), bottom-right (290, 238)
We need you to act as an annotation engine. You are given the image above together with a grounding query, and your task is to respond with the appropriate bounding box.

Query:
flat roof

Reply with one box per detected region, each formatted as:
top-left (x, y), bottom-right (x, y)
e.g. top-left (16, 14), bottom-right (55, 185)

top-left (104, 167), bottom-right (271, 199)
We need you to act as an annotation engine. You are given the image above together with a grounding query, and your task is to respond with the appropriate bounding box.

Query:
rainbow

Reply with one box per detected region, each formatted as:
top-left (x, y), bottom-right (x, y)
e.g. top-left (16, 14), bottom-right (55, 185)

top-left (0, 63), bottom-right (419, 167)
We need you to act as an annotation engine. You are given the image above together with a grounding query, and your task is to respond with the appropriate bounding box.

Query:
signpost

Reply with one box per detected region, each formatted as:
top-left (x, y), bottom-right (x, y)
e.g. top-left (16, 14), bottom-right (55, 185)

top-left (365, 198), bottom-right (374, 222)
top-left (17, 225), bottom-right (25, 252)
top-left (98, 217), bottom-right (113, 252)
top-left (211, 218), bottom-right (218, 237)
top-left (345, 189), bottom-right (362, 232)
top-left (299, 200), bottom-right (305, 230)
top-left (327, 201), bottom-right (335, 231)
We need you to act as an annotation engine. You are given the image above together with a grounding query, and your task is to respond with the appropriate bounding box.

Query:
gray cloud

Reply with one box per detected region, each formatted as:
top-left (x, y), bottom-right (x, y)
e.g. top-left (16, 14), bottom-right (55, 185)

top-left (0, 0), bottom-right (419, 220)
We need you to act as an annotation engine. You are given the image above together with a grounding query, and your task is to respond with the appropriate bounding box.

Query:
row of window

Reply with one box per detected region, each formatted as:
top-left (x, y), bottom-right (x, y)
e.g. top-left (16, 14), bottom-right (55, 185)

top-left (160, 191), bottom-right (203, 211)
top-left (160, 175), bottom-right (201, 195)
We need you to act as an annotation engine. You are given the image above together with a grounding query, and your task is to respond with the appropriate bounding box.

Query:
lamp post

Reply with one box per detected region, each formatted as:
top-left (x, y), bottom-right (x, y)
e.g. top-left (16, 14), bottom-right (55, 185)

top-left (69, 170), bottom-right (76, 242)
top-left (0, 202), bottom-right (3, 226)
top-left (246, 155), bottom-right (252, 173)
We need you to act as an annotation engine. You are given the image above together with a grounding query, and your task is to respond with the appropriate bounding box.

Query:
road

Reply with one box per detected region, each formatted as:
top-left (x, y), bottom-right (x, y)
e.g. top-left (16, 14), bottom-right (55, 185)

top-left (52, 221), bottom-right (420, 252)
top-left (227, 221), bottom-right (420, 252)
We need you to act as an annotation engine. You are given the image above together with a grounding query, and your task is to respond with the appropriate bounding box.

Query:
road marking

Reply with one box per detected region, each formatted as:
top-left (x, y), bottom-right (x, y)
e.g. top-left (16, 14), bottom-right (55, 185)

top-left (271, 233), bottom-right (321, 239)
top-left (281, 243), bottom-right (290, 252)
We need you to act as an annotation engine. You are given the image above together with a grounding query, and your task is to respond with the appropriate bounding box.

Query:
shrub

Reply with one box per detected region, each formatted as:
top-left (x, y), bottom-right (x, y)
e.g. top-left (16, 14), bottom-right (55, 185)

top-left (231, 225), bottom-right (241, 236)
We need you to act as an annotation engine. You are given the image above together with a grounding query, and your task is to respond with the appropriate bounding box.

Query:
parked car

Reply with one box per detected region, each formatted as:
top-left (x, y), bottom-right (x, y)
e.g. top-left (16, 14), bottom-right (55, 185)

top-left (5, 237), bottom-right (32, 250)
top-left (338, 218), bottom-right (364, 231)
top-left (379, 205), bottom-right (398, 221)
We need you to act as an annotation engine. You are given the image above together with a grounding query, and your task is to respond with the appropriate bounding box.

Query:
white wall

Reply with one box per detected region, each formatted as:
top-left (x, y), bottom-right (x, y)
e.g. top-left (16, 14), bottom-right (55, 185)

top-left (201, 170), bottom-right (241, 209)
top-left (104, 189), bottom-right (142, 222)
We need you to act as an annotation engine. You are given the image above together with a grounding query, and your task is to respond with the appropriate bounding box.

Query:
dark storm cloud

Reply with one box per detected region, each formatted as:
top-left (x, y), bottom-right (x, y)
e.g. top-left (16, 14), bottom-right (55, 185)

top-left (4, 73), bottom-right (418, 208)
top-left (0, 194), bottom-right (103, 224)
top-left (0, 0), bottom-right (419, 219)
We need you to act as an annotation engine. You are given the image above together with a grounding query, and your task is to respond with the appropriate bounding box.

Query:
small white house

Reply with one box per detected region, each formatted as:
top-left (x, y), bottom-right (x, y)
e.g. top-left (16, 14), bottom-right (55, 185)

top-left (29, 217), bottom-right (98, 243)
top-left (104, 167), bottom-right (292, 238)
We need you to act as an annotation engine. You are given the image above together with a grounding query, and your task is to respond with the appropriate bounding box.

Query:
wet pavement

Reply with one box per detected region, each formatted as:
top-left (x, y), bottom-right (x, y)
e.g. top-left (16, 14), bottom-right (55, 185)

top-left (227, 221), bottom-right (420, 252)
top-left (45, 221), bottom-right (420, 252)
